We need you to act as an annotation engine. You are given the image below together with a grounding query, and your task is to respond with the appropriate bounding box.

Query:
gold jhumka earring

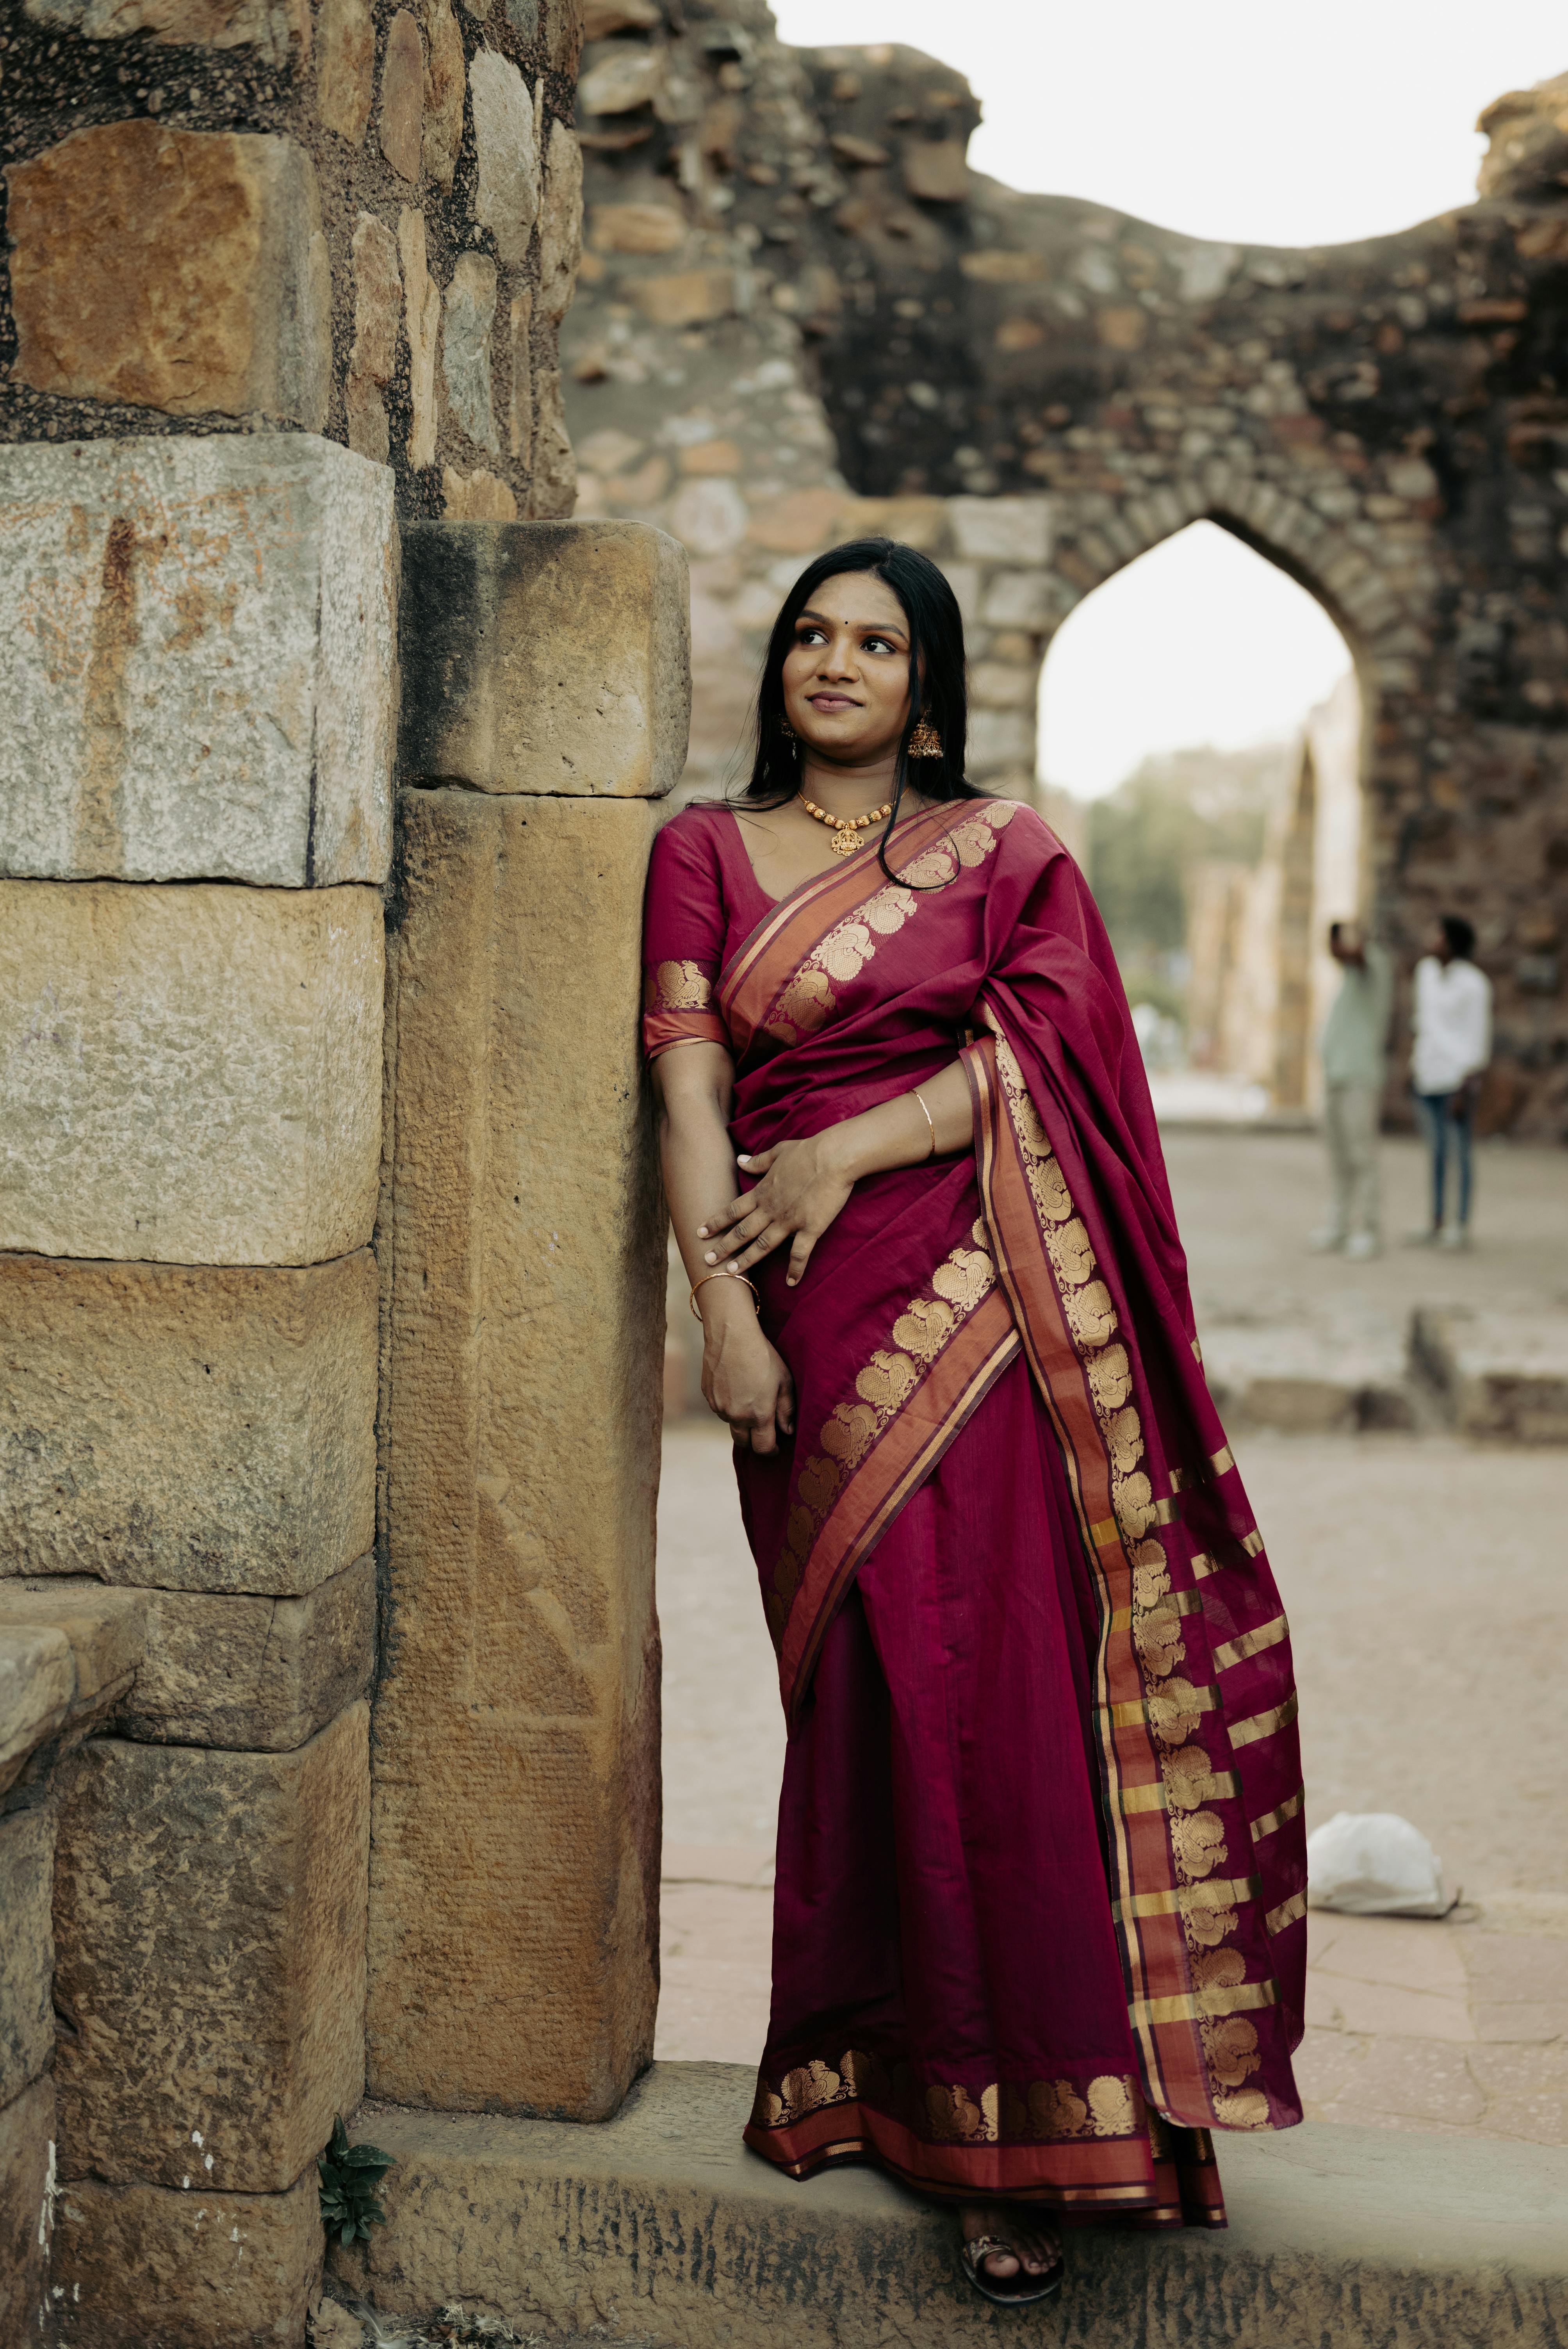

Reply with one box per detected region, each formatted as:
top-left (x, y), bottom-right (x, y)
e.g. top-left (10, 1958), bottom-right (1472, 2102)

top-left (908, 716), bottom-right (943, 757)
top-left (778, 715), bottom-right (797, 740)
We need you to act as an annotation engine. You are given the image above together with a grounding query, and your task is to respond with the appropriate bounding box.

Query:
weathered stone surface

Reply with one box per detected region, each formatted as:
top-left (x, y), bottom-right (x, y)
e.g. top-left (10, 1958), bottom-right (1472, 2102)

top-left (0, 1254), bottom-right (376, 1595)
top-left (947, 492), bottom-right (1051, 564)
top-left (0, 1583), bottom-right (146, 1706)
top-left (0, 1627), bottom-right (73, 1795)
top-left (0, 1812), bottom-right (53, 2108)
top-left (54, 1704), bottom-right (369, 2191)
top-left (442, 465), bottom-right (519, 519)
top-left (24, 0), bottom-right (306, 59)
top-left (592, 200), bottom-right (683, 255)
top-left (1413, 1307), bottom-right (1568, 1443)
top-left (369, 791), bottom-right (663, 2116)
top-left (7, 123), bottom-right (331, 429)
top-left (578, 43), bottom-right (661, 114)
top-left (508, 284), bottom-right (533, 460)
top-left (544, 0), bottom-right (581, 70)
top-left (347, 212), bottom-right (402, 463)
top-left (118, 1557), bottom-right (377, 1749)
top-left (902, 135), bottom-right (968, 202)
top-left (470, 50), bottom-right (539, 266)
top-left (0, 2078), bottom-right (55, 2346)
top-left (399, 207), bottom-right (442, 470)
top-left (537, 119), bottom-right (583, 324)
top-left (419, 0), bottom-right (465, 189)
top-left (53, 2160), bottom-right (323, 2349)
top-left (0, 883), bottom-right (383, 1266)
top-left (631, 266), bottom-right (734, 328)
top-left (339, 2067), bottom-right (1568, 2348)
top-left (442, 251), bottom-right (500, 453)
top-left (0, 434), bottom-right (396, 887)
top-left (379, 8), bottom-right (424, 184)
top-left (316, 0), bottom-right (374, 142)
top-left (398, 519), bottom-right (689, 796)
top-left (529, 363), bottom-right (577, 517)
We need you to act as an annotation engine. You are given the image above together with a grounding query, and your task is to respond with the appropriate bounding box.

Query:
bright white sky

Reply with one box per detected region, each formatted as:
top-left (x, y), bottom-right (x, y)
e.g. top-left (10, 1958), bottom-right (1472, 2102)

top-left (770, 0), bottom-right (1567, 796)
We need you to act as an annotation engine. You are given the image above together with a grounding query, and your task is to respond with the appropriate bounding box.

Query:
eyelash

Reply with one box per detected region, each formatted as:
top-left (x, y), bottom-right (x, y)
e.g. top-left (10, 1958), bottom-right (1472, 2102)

top-left (796, 628), bottom-right (898, 653)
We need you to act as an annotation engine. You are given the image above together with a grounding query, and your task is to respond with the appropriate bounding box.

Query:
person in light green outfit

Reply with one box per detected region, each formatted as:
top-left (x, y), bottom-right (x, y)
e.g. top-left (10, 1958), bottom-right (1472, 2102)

top-left (1310, 921), bottom-right (1393, 1260)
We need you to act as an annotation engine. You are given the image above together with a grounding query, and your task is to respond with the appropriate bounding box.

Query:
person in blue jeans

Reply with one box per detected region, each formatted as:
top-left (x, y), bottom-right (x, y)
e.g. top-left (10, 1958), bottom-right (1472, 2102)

top-left (1408, 914), bottom-right (1492, 1250)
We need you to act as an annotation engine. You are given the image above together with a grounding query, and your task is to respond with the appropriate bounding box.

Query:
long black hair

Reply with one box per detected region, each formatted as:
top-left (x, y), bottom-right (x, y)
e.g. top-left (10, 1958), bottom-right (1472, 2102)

top-left (736, 538), bottom-right (979, 884)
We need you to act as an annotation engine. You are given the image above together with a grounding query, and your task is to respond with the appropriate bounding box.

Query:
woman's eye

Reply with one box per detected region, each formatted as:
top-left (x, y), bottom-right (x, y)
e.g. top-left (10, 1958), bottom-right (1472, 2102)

top-left (864, 635), bottom-right (896, 653)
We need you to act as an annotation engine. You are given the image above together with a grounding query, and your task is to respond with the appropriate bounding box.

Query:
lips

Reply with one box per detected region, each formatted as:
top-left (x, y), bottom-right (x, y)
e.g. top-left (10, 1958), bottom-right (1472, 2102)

top-left (809, 693), bottom-right (859, 709)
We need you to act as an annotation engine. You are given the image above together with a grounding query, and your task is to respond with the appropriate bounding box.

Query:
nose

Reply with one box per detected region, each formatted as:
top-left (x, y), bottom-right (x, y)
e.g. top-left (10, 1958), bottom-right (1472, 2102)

top-left (816, 630), bottom-right (859, 680)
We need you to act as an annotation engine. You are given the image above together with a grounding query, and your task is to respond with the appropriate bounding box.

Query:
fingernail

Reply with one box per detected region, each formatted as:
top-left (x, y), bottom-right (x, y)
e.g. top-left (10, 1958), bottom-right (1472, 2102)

top-left (787, 1277), bottom-right (796, 1286)
top-left (703, 1252), bottom-right (716, 1264)
top-left (736, 1153), bottom-right (751, 1164)
top-left (696, 1226), bottom-right (708, 1237)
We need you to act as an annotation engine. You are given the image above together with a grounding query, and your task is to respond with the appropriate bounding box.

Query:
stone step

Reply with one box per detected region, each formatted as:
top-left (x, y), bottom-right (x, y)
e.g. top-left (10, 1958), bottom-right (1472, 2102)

top-left (331, 2061), bottom-right (1567, 2348)
top-left (1412, 1307), bottom-right (1568, 1444)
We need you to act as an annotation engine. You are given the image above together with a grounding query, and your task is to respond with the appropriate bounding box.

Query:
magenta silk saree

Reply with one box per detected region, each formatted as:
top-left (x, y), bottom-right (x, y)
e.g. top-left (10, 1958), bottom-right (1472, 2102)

top-left (643, 797), bottom-right (1306, 2224)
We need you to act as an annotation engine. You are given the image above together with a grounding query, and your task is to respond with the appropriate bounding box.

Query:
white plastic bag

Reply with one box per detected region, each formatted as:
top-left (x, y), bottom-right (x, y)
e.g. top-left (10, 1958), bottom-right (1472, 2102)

top-left (1305, 1811), bottom-right (1452, 1917)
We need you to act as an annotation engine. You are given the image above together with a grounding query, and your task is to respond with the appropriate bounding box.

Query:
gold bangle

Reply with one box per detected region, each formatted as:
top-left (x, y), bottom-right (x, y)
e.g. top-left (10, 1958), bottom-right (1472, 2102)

top-left (912, 1089), bottom-right (937, 1160)
top-left (689, 1270), bottom-right (760, 1321)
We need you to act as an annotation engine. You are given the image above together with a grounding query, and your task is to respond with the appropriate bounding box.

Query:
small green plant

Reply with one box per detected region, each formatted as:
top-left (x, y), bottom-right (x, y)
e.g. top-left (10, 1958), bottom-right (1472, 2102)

top-left (316, 2115), bottom-right (396, 2247)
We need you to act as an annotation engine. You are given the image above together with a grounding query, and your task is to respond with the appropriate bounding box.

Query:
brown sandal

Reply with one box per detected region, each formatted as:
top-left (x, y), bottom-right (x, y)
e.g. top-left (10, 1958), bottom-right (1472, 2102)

top-left (960, 2233), bottom-right (1065, 2306)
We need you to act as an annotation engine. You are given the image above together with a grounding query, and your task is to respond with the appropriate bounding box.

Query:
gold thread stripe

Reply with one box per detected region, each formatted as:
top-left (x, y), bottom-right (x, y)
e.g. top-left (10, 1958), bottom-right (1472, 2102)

top-left (1190, 1551), bottom-right (1219, 1579)
top-left (1229, 1693), bottom-right (1299, 1748)
top-left (1106, 1687), bottom-right (1219, 1731)
top-left (1110, 1590), bottom-right (1203, 1633)
top-left (1249, 1787), bottom-right (1305, 1844)
top-left (1212, 1614), bottom-right (1290, 1672)
top-left (1089, 1514), bottom-right (1121, 1549)
top-left (1169, 1467), bottom-right (1187, 1494)
top-left (1209, 1445), bottom-right (1235, 1476)
top-left (1112, 1873), bottom-right (1259, 1923)
top-left (1265, 1889), bottom-right (1308, 1937)
top-left (1241, 1529), bottom-right (1265, 1557)
top-left (1129, 1980), bottom-right (1279, 2029)
top-left (1153, 1495), bottom-right (1180, 1526)
top-left (1117, 1768), bottom-right (1239, 1816)
top-left (1192, 1336), bottom-right (1204, 1365)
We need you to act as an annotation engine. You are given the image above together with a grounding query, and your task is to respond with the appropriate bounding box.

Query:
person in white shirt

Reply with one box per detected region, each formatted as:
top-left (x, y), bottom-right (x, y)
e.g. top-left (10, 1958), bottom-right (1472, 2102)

top-left (1408, 914), bottom-right (1491, 1249)
top-left (1311, 921), bottom-right (1393, 1259)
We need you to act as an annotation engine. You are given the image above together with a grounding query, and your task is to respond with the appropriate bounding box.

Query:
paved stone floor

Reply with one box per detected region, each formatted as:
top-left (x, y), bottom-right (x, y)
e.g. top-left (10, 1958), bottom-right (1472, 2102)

top-left (655, 1128), bottom-right (1567, 2141)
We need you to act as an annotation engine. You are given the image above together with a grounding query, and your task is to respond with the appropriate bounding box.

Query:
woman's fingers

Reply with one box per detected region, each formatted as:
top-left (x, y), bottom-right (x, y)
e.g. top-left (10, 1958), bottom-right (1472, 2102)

top-left (747, 1413), bottom-right (777, 1456)
top-left (785, 1232), bottom-right (816, 1287)
top-left (731, 1221), bottom-right (792, 1273)
top-left (776, 1362), bottom-right (796, 1438)
top-left (736, 1148), bottom-right (775, 1174)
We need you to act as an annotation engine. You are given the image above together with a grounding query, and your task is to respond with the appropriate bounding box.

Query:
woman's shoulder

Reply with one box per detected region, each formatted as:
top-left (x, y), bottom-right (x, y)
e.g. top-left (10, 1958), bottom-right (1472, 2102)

top-left (650, 798), bottom-right (734, 870)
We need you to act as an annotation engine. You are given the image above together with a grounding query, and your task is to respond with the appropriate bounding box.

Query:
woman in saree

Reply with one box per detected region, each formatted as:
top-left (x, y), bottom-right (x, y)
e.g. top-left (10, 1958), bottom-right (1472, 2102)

top-left (643, 540), bottom-right (1306, 2304)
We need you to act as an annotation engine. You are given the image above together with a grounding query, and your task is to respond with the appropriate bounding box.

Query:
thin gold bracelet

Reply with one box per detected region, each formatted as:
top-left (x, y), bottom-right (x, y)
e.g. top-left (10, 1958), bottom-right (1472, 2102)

top-left (689, 1270), bottom-right (760, 1321)
top-left (912, 1089), bottom-right (937, 1159)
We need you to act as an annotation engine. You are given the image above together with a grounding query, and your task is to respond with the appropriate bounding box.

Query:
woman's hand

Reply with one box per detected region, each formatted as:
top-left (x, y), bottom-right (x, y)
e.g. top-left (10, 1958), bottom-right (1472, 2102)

top-left (700, 1280), bottom-right (796, 1452)
top-left (697, 1132), bottom-right (857, 1287)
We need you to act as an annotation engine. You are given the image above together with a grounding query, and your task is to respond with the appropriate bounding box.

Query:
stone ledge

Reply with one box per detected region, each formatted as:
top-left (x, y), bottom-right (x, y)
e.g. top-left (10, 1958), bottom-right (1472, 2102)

top-left (1412, 1307), bottom-right (1568, 1444)
top-left (335, 2062), bottom-right (1568, 2348)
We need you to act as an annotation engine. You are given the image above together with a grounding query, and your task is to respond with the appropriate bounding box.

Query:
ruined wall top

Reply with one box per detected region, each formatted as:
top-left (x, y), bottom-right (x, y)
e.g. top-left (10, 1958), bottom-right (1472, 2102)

top-left (0, 0), bottom-right (588, 518)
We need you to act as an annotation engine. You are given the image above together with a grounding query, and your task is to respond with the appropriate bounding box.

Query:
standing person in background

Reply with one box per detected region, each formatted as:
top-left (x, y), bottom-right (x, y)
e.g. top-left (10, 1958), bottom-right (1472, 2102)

top-left (1408, 914), bottom-right (1492, 1251)
top-left (1311, 920), bottom-right (1393, 1261)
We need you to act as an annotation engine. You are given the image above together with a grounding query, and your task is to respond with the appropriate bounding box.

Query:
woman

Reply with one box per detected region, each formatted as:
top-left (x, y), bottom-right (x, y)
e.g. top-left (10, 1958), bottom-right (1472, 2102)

top-left (643, 540), bottom-right (1306, 2304)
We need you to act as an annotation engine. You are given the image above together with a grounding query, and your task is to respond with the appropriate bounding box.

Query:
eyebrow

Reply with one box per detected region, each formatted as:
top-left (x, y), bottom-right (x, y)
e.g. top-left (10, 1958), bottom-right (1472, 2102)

top-left (796, 606), bottom-right (909, 639)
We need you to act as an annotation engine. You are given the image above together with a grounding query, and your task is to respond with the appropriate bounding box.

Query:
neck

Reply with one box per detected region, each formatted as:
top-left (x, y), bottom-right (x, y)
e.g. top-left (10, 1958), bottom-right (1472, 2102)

top-left (796, 745), bottom-right (904, 816)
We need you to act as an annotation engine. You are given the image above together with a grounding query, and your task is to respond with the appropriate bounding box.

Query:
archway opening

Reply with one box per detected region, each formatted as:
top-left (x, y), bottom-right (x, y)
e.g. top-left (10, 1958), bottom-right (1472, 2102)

top-left (1038, 520), bottom-right (1360, 1116)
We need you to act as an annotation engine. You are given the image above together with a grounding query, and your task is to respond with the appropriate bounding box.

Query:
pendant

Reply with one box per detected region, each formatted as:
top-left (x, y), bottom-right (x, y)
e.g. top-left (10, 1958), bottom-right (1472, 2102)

top-left (830, 829), bottom-right (862, 855)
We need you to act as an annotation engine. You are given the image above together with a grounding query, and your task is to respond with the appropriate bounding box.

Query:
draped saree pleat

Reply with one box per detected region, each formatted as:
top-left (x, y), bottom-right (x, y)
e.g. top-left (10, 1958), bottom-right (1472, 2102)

top-left (641, 798), bottom-right (1306, 2223)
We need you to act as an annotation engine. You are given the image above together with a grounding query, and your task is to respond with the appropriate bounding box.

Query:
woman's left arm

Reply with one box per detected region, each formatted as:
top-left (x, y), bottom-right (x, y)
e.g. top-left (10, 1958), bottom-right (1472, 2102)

top-left (697, 1058), bottom-right (974, 1286)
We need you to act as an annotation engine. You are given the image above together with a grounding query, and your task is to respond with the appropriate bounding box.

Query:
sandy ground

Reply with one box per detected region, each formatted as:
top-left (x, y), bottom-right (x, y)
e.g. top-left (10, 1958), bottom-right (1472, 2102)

top-left (653, 1127), bottom-right (1568, 2134)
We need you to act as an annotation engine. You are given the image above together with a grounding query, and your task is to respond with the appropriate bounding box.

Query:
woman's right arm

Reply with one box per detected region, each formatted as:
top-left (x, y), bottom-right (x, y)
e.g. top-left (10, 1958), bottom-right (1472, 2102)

top-left (653, 1041), bottom-right (796, 1455)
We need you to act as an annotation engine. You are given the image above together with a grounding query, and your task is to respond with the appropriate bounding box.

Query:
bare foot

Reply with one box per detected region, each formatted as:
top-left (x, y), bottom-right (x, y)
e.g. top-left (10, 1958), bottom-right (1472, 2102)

top-left (960, 2201), bottom-right (1062, 2284)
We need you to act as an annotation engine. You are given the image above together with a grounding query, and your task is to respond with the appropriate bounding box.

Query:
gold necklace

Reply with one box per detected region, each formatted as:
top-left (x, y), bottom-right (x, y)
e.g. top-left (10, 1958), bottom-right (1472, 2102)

top-left (798, 793), bottom-right (893, 856)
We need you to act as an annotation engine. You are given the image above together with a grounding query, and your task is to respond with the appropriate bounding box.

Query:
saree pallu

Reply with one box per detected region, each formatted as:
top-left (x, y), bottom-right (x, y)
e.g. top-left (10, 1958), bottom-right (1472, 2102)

top-left (643, 797), bottom-right (1307, 2221)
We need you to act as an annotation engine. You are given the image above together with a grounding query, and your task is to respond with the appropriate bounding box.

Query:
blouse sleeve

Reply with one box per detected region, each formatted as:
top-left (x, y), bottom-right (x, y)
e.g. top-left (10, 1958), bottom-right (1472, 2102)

top-left (641, 812), bottom-right (733, 1061)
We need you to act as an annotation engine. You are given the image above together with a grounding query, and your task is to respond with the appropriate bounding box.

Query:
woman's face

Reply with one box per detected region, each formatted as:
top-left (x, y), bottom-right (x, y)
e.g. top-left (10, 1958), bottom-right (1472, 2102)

top-left (780, 571), bottom-right (915, 766)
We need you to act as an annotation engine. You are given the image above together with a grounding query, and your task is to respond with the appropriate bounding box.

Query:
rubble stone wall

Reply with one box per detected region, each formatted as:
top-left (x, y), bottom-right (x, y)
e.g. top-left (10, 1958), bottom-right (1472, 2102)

top-left (564, 7), bottom-right (1568, 1137)
top-left (0, 0), bottom-right (587, 521)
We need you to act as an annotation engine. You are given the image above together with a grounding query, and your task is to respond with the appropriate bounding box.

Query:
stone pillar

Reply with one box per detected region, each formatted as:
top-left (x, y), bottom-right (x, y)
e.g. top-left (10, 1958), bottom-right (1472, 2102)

top-left (369, 519), bottom-right (690, 2119)
top-left (0, 434), bottom-right (396, 2344)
